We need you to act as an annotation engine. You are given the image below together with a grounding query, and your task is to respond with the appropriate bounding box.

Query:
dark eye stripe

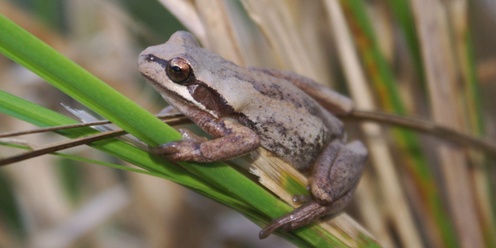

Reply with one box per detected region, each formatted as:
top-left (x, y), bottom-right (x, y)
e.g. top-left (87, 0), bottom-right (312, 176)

top-left (144, 54), bottom-right (168, 68)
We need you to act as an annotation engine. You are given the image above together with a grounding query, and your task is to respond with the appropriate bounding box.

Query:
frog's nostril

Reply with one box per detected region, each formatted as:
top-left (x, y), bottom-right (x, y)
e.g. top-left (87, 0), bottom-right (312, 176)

top-left (144, 54), bottom-right (157, 62)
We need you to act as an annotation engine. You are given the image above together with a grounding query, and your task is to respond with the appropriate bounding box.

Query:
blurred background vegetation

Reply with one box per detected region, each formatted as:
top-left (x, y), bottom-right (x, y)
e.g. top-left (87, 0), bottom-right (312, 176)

top-left (1, 0), bottom-right (496, 247)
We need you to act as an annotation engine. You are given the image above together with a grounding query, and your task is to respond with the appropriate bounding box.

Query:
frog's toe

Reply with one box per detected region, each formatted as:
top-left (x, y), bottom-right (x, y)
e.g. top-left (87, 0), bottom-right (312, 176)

top-left (259, 190), bottom-right (356, 239)
top-left (177, 128), bottom-right (208, 143)
top-left (149, 141), bottom-right (202, 161)
top-left (259, 201), bottom-right (327, 239)
top-left (292, 194), bottom-right (312, 204)
top-left (150, 142), bottom-right (180, 155)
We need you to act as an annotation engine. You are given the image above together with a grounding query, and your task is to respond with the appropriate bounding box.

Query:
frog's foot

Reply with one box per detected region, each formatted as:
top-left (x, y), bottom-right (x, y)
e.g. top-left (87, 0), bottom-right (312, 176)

top-left (149, 128), bottom-right (210, 161)
top-left (259, 188), bottom-right (353, 239)
top-left (149, 121), bottom-right (260, 163)
top-left (259, 140), bottom-right (367, 239)
top-left (150, 140), bottom-right (206, 161)
top-left (259, 201), bottom-right (326, 239)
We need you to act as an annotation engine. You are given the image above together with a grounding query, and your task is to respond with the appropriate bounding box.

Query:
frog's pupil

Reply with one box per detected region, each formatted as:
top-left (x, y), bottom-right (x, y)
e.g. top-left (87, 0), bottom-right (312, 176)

top-left (172, 66), bottom-right (181, 72)
top-left (171, 66), bottom-right (185, 79)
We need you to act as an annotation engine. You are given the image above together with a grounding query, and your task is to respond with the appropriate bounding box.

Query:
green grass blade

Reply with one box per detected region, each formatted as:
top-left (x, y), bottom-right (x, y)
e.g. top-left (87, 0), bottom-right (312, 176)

top-left (0, 90), bottom-right (219, 198)
top-left (385, 0), bottom-right (425, 84)
top-left (0, 16), bottom-right (178, 146)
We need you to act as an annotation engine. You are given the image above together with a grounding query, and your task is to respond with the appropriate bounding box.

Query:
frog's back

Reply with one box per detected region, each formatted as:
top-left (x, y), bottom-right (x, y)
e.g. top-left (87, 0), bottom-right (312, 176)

top-left (232, 70), bottom-right (345, 170)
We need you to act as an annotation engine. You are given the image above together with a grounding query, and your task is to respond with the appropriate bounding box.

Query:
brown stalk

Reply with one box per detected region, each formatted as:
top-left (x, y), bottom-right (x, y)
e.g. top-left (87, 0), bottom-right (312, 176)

top-left (0, 115), bottom-right (188, 166)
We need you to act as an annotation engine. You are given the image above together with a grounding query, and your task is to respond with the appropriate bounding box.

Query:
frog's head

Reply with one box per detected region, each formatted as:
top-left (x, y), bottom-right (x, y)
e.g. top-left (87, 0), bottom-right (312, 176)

top-left (138, 31), bottom-right (238, 119)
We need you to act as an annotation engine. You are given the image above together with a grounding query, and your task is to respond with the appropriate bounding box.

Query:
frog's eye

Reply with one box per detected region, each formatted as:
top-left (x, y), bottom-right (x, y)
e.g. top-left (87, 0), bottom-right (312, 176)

top-left (166, 57), bottom-right (192, 84)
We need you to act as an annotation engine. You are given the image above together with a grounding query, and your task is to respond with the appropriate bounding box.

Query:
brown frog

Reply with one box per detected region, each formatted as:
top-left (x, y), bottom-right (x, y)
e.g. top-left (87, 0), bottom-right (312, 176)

top-left (138, 31), bottom-right (367, 238)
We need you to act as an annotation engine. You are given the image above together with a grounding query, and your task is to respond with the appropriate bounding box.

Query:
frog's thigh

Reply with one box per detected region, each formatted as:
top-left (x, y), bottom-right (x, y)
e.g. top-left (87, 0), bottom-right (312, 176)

top-left (310, 140), bottom-right (367, 205)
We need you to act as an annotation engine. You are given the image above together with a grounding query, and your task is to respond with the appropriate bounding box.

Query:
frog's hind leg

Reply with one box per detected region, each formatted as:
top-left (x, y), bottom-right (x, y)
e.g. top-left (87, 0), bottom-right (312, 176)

top-left (259, 200), bottom-right (330, 239)
top-left (310, 140), bottom-right (367, 206)
top-left (259, 186), bottom-right (357, 239)
top-left (259, 140), bottom-right (367, 239)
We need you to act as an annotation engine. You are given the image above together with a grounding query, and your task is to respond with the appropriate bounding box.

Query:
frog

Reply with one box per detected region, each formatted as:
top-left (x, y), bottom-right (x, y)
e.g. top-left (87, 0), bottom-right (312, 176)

top-left (137, 31), bottom-right (367, 239)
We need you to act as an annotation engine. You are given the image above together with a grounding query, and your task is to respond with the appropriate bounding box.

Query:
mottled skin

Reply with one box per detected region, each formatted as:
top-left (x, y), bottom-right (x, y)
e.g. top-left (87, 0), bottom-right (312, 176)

top-left (138, 31), bottom-right (367, 238)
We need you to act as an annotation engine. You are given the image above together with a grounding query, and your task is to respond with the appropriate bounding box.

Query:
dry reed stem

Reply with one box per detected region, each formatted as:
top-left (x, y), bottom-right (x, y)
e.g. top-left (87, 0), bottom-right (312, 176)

top-left (194, 0), bottom-right (246, 65)
top-left (242, 0), bottom-right (333, 84)
top-left (157, 0), bottom-right (206, 43)
top-left (411, 0), bottom-right (484, 247)
top-left (324, 1), bottom-right (422, 247)
top-left (448, 1), bottom-right (496, 240)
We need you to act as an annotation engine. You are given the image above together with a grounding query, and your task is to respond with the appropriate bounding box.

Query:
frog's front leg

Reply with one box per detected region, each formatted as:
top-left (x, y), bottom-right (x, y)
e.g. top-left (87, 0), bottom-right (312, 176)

top-left (259, 140), bottom-right (367, 239)
top-left (151, 113), bottom-right (260, 162)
